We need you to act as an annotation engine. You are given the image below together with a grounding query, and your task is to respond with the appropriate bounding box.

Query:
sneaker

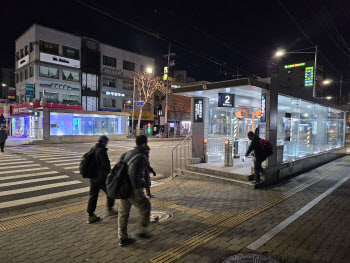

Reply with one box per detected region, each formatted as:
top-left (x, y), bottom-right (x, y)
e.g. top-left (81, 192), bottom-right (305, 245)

top-left (119, 236), bottom-right (133, 247)
top-left (87, 214), bottom-right (101, 224)
top-left (136, 232), bottom-right (152, 239)
top-left (107, 208), bottom-right (118, 217)
top-left (146, 194), bottom-right (154, 198)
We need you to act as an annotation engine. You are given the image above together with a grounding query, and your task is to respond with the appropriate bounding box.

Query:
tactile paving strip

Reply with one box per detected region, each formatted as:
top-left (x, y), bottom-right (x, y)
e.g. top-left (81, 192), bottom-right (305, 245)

top-left (147, 166), bottom-right (342, 263)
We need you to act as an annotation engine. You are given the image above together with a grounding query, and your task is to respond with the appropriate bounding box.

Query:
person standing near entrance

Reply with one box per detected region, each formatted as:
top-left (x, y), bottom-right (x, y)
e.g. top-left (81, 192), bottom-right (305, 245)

top-left (244, 131), bottom-right (267, 185)
top-left (118, 135), bottom-right (151, 247)
top-left (0, 125), bottom-right (8, 153)
top-left (87, 136), bottom-right (117, 224)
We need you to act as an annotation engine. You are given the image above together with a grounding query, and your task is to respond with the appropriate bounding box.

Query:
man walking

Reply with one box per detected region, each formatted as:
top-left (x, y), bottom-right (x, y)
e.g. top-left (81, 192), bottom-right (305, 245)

top-left (0, 125), bottom-right (8, 153)
top-left (245, 131), bottom-right (267, 185)
top-left (87, 135), bottom-right (116, 224)
top-left (118, 135), bottom-right (151, 246)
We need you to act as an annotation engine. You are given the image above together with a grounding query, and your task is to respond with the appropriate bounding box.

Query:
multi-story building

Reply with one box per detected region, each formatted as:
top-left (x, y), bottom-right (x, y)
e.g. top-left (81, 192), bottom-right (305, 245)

top-left (15, 24), bottom-right (155, 112)
top-left (0, 68), bottom-right (15, 102)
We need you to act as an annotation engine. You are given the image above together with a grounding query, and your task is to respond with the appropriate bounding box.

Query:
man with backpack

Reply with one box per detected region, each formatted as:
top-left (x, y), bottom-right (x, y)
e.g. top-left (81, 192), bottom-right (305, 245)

top-left (244, 131), bottom-right (273, 185)
top-left (0, 125), bottom-right (8, 153)
top-left (85, 136), bottom-right (116, 224)
top-left (117, 135), bottom-right (151, 247)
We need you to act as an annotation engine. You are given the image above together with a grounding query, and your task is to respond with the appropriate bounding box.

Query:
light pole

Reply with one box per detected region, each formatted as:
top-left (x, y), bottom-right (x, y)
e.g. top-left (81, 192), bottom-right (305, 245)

top-left (322, 77), bottom-right (350, 103)
top-left (131, 66), bottom-right (153, 138)
top-left (275, 46), bottom-right (318, 98)
top-left (1, 83), bottom-right (9, 133)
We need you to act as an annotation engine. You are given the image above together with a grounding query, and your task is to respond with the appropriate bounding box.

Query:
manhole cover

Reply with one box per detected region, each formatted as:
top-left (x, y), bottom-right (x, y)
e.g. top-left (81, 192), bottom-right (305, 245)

top-left (223, 253), bottom-right (279, 263)
top-left (150, 211), bottom-right (173, 223)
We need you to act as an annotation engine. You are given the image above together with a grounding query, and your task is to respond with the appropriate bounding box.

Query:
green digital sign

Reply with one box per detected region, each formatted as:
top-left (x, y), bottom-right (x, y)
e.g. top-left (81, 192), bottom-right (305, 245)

top-left (284, 62), bottom-right (305, 69)
top-left (305, 66), bottom-right (314, 87)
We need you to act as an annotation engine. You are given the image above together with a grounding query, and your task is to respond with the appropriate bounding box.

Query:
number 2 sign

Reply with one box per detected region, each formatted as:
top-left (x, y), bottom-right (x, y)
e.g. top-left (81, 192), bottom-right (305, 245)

top-left (218, 93), bottom-right (234, 107)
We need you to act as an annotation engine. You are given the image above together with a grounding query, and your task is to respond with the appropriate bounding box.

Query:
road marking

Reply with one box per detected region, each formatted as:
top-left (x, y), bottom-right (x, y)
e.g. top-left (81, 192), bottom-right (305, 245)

top-left (40, 156), bottom-right (82, 161)
top-left (64, 166), bottom-right (78, 170)
top-left (0, 157), bottom-right (27, 160)
top-left (0, 171), bottom-right (59, 181)
top-left (0, 187), bottom-right (89, 209)
top-left (30, 153), bottom-right (81, 157)
top-left (73, 171), bottom-right (80, 174)
top-left (0, 161), bottom-right (33, 166)
top-left (0, 167), bottom-right (49, 175)
top-left (246, 175), bottom-right (350, 251)
top-left (0, 175), bottom-right (69, 187)
top-left (54, 162), bottom-right (80, 166)
top-left (46, 158), bottom-right (80, 163)
top-left (0, 164), bottom-right (40, 170)
top-left (0, 181), bottom-right (82, 197)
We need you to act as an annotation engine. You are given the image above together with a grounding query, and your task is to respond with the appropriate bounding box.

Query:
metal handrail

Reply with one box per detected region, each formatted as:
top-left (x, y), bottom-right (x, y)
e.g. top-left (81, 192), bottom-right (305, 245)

top-left (171, 135), bottom-right (191, 178)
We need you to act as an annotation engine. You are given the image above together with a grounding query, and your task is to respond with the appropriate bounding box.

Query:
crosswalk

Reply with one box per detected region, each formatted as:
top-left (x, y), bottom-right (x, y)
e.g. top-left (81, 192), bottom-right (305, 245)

top-left (0, 143), bottom-right (169, 211)
top-left (0, 147), bottom-right (90, 210)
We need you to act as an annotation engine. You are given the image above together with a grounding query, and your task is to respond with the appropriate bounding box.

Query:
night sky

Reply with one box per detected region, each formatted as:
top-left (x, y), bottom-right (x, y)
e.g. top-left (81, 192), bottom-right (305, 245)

top-left (1, 0), bottom-right (350, 90)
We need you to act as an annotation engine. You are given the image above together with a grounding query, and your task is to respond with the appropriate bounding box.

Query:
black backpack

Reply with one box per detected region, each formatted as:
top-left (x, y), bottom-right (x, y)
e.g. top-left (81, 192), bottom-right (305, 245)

top-left (79, 149), bottom-right (97, 178)
top-left (106, 153), bottom-right (142, 199)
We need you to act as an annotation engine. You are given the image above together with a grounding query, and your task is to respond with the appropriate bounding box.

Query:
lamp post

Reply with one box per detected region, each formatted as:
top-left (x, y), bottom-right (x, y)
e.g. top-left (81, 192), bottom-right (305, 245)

top-left (275, 46), bottom-right (318, 97)
top-left (322, 77), bottom-right (350, 103)
top-left (131, 66), bottom-right (153, 138)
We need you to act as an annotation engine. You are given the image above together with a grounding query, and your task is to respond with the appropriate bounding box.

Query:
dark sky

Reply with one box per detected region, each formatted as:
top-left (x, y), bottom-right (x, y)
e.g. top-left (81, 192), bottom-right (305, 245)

top-left (1, 0), bottom-right (350, 86)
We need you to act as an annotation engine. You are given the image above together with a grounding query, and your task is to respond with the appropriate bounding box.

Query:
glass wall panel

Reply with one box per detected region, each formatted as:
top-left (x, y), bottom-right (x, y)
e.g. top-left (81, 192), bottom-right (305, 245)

top-left (50, 113), bottom-right (126, 136)
top-left (277, 94), bottom-right (345, 162)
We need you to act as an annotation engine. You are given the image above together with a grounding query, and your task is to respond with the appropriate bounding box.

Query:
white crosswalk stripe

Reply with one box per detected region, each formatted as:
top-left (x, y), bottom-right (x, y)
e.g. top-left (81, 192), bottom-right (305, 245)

top-left (0, 171), bottom-right (59, 181)
top-left (64, 166), bottom-right (78, 170)
top-left (0, 161), bottom-right (33, 166)
top-left (0, 164), bottom-right (40, 170)
top-left (44, 157), bottom-right (81, 162)
top-left (0, 181), bottom-right (82, 197)
top-left (0, 167), bottom-right (49, 175)
top-left (54, 162), bottom-right (80, 166)
top-left (0, 175), bottom-right (69, 187)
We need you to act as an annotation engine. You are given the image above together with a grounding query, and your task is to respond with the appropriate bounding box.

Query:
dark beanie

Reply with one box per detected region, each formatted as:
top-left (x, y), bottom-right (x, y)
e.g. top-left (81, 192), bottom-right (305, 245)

top-left (98, 135), bottom-right (109, 142)
top-left (136, 135), bottom-right (147, 146)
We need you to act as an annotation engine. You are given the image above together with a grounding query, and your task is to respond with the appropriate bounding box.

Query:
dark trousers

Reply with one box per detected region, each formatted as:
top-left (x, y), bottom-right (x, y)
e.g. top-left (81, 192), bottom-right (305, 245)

top-left (87, 181), bottom-right (115, 215)
top-left (254, 158), bottom-right (266, 183)
top-left (0, 142), bottom-right (4, 152)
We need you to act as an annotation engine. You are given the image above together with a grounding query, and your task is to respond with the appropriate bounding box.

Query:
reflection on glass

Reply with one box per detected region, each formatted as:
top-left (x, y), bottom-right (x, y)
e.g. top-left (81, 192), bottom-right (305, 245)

top-left (50, 113), bottom-right (126, 136)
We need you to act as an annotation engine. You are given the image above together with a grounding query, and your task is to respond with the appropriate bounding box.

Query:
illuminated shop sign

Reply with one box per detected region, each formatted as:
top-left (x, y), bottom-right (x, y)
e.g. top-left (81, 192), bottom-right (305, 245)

top-left (40, 52), bottom-right (80, 68)
top-left (18, 55), bottom-right (29, 69)
top-left (305, 66), bottom-right (314, 87)
top-left (284, 62), bottom-right (305, 69)
top-left (25, 83), bottom-right (35, 98)
top-left (105, 91), bottom-right (126, 97)
top-left (194, 99), bottom-right (203, 122)
top-left (171, 84), bottom-right (181, 88)
top-left (218, 93), bottom-right (234, 107)
top-left (261, 92), bottom-right (266, 123)
top-left (40, 83), bottom-right (80, 91)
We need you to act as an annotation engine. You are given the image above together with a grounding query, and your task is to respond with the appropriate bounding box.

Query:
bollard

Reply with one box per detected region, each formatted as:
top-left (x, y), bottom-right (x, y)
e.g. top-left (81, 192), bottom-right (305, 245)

top-left (203, 138), bottom-right (207, 163)
top-left (225, 140), bottom-right (233, 167)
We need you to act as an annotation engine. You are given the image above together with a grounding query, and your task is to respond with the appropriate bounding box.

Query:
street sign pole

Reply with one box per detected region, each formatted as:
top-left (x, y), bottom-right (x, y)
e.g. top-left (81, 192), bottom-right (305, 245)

top-left (131, 78), bottom-right (135, 138)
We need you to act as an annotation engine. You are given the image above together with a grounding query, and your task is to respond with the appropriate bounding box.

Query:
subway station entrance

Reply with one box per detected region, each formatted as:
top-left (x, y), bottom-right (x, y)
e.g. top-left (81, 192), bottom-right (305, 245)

top-left (172, 78), bottom-right (346, 186)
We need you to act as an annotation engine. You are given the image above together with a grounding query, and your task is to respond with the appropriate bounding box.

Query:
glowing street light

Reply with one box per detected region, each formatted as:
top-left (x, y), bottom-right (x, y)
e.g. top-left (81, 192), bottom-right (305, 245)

top-left (275, 50), bottom-right (286, 57)
top-left (146, 67), bottom-right (153, 74)
top-left (323, 80), bottom-right (331, 85)
top-left (326, 96), bottom-right (332, 100)
top-left (1, 83), bottom-right (6, 87)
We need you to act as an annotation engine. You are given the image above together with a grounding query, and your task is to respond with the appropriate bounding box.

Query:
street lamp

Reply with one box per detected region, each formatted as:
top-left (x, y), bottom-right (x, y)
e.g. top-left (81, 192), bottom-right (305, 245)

top-left (275, 46), bottom-right (318, 98)
top-left (131, 67), bottom-right (153, 138)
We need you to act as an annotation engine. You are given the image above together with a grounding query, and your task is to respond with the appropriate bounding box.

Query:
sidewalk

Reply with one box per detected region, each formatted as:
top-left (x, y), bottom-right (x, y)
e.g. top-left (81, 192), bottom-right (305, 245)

top-left (1, 156), bottom-right (350, 263)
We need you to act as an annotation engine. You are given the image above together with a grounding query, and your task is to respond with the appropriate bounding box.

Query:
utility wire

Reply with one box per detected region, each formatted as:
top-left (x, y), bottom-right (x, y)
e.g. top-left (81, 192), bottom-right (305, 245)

top-left (76, 0), bottom-right (260, 79)
top-left (278, 0), bottom-right (340, 74)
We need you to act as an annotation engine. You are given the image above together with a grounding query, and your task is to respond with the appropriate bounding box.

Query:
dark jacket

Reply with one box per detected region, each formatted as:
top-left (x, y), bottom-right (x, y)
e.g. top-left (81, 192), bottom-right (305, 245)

top-left (245, 135), bottom-right (266, 160)
top-left (90, 143), bottom-right (111, 186)
top-left (121, 146), bottom-right (146, 190)
top-left (0, 130), bottom-right (7, 143)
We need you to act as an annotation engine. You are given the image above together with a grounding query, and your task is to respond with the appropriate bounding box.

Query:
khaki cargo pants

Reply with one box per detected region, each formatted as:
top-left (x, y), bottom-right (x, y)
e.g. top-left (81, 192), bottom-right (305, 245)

top-left (118, 188), bottom-right (151, 239)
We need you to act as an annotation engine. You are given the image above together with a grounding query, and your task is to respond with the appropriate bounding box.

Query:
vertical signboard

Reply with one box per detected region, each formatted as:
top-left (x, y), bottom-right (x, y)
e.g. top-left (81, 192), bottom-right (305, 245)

top-left (261, 92), bottom-right (266, 123)
top-left (194, 99), bottom-right (203, 122)
top-left (305, 66), bottom-right (314, 87)
top-left (25, 83), bottom-right (35, 98)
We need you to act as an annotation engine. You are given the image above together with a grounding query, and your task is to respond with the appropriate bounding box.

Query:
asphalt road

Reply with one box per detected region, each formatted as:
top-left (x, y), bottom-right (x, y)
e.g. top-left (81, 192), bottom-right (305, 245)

top-left (0, 140), bottom-right (179, 213)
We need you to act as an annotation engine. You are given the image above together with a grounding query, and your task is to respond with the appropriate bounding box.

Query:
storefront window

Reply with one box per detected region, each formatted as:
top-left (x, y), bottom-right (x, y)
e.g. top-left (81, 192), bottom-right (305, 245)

top-left (50, 113), bottom-right (126, 136)
top-left (62, 94), bottom-right (80, 104)
top-left (103, 78), bottom-right (116, 87)
top-left (277, 95), bottom-right (345, 162)
top-left (39, 92), bottom-right (59, 103)
top-left (39, 66), bottom-right (59, 79)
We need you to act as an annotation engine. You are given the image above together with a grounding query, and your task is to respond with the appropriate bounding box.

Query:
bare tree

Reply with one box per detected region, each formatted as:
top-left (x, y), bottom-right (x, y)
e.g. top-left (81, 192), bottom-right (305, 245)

top-left (134, 73), bottom-right (166, 134)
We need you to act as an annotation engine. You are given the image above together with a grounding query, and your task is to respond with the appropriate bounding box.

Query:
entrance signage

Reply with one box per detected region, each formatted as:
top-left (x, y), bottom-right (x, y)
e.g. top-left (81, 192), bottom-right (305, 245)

top-left (18, 55), bottom-right (29, 69)
top-left (218, 93), bottom-right (234, 107)
top-left (261, 92), bottom-right (266, 123)
top-left (194, 99), bottom-right (203, 122)
top-left (40, 52), bottom-right (80, 68)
